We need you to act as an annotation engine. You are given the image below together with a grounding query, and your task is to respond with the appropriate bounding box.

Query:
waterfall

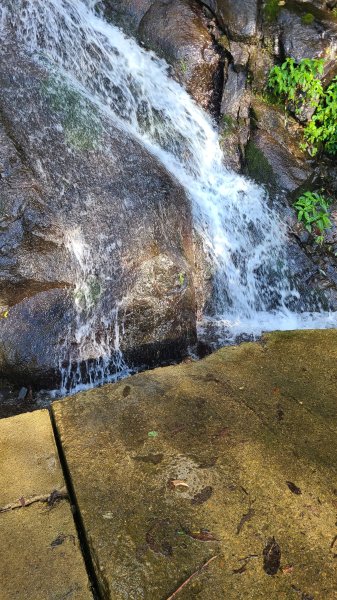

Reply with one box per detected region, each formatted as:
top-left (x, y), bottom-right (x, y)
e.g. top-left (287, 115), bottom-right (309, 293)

top-left (1, 0), bottom-right (336, 390)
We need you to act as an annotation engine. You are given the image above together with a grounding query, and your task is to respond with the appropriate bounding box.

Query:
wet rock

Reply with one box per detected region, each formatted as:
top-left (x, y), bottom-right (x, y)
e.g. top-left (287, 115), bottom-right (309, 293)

top-left (246, 98), bottom-right (314, 193)
top-left (99, 0), bottom-right (153, 32)
top-left (203, 0), bottom-right (259, 41)
top-left (102, 0), bottom-right (222, 113)
top-left (0, 43), bottom-right (197, 385)
top-left (17, 387), bottom-right (28, 400)
top-left (220, 66), bottom-right (251, 170)
top-left (138, 0), bottom-right (222, 112)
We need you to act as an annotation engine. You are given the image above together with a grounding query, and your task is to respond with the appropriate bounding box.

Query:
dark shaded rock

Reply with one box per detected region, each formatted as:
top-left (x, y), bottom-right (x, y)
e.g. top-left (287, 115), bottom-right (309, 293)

top-left (99, 0), bottom-right (153, 32)
top-left (0, 289), bottom-right (72, 387)
top-left (203, 0), bottom-right (259, 41)
top-left (138, 0), bottom-right (222, 112)
top-left (0, 42), bottom-right (197, 385)
top-left (278, 8), bottom-right (337, 63)
top-left (219, 66), bottom-right (251, 170)
top-left (246, 99), bottom-right (314, 193)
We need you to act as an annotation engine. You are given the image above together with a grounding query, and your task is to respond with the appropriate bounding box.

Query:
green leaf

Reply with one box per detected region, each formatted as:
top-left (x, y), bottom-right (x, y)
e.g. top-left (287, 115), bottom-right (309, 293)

top-left (148, 430), bottom-right (158, 438)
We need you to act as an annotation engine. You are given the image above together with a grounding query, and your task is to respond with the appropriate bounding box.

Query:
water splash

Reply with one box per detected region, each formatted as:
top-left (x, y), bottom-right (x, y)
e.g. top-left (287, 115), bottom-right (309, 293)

top-left (1, 0), bottom-right (337, 385)
top-left (59, 228), bottom-right (130, 394)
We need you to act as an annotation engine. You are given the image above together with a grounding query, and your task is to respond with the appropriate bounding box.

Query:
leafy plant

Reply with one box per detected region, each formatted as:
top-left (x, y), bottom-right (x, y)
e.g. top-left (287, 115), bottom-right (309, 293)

top-left (303, 77), bottom-right (337, 156)
top-left (267, 58), bottom-right (324, 113)
top-left (268, 58), bottom-right (337, 156)
top-left (293, 191), bottom-right (332, 245)
top-left (263, 0), bottom-right (281, 22)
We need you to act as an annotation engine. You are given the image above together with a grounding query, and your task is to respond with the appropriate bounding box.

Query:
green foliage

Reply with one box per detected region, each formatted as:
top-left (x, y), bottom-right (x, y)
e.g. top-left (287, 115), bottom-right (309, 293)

top-left (179, 59), bottom-right (188, 75)
top-left (268, 58), bottom-right (324, 112)
top-left (178, 272), bottom-right (185, 286)
top-left (303, 77), bottom-right (337, 156)
top-left (301, 13), bottom-right (315, 25)
top-left (263, 0), bottom-right (281, 22)
top-left (268, 58), bottom-right (337, 156)
top-left (294, 191), bottom-right (332, 245)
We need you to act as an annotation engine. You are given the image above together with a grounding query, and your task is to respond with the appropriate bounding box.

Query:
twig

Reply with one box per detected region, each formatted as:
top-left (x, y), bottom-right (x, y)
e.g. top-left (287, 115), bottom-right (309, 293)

top-left (0, 486), bottom-right (68, 513)
top-left (165, 555), bottom-right (218, 600)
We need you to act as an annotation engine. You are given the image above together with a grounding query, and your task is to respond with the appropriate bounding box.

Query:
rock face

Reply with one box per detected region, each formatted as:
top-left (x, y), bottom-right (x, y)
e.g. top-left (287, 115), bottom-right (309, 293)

top-left (52, 330), bottom-right (337, 599)
top-left (204, 0), bottom-right (259, 40)
top-left (278, 8), bottom-right (337, 63)
top-left (0, 42), bottom-right (197, 386)
top-left (246, 99), bottom-right (314, 194)
top-left (102, 0), bottom-right (223, 113)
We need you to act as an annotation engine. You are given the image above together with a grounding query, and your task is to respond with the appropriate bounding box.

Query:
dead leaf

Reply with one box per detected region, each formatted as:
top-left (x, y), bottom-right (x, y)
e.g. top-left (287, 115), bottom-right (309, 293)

top-left (187, 529), bottom-right (218, 542)
top-left (19, 497), bottom-right (26, 507)
top-left (236, 507), bottom-right (255, 534)
top-left (232, 562), bottom-right (247, 574)
top-left (216, 427), bottom-right (230, 439)
top-left (133, 453), bottom-right (163, 465)
top-left (286, 481), bottom-right (302, 495)
top-left (282, 564), bottom-right (294, 574)
top-left (263, 537), bottom-right (281, 576)
top-left (191, 486), bottom-right (213, 505)
top-left (168, 479), bottom-right (189, 491)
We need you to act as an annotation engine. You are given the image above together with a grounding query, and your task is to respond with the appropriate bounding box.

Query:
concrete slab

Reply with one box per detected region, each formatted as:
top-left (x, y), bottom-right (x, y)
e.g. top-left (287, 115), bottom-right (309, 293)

top-left (52, 330), bottom-right (337, 600)
top-left (0, 410), bottom-right (92, 599)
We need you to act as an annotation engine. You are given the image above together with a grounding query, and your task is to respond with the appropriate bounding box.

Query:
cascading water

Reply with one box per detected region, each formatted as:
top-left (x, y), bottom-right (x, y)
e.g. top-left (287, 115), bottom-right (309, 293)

top-left (1, 0), bottom-right (337, 391)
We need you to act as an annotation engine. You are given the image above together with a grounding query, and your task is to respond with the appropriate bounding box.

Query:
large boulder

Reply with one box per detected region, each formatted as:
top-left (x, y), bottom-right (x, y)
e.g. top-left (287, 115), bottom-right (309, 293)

top-left (278, 8), bottom-right (337, 63)
top-left (102, 0), bottom-right (222, 113)
top-left (138, 0), bottom-right (222, 112)
top-left (203, 0), bottom-right (259, 41)
top-left (0, 42), bottom-right (197, 387)
top-left (245, 98), bottom-right (314, 194)
top-left (96, 0), bottom-right (153, 32)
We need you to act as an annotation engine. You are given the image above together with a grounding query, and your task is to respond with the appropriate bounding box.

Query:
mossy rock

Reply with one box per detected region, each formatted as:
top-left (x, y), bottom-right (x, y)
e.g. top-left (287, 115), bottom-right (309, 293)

top-left (245, 140), bottom-right (277, 188)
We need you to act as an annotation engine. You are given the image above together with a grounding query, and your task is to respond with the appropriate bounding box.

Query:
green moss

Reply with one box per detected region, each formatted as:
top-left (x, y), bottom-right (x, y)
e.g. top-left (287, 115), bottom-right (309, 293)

top-left (179, 59), bottom-right (188, 75)
top-left (41, 75), bottom-right (102, 151)
top-left (301, 12), bottom-right (315, 25)
top-left (218, 34), bottom-right (230, 52)
top-left (220, 114), bottom-right (237, 134)
top-left (245, 140), bottom-right (276, 188)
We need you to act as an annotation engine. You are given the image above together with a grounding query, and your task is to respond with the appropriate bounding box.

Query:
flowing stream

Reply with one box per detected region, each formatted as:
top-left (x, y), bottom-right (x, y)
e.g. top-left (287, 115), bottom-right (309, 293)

top-left (1, 0), bottom-right (337, 391)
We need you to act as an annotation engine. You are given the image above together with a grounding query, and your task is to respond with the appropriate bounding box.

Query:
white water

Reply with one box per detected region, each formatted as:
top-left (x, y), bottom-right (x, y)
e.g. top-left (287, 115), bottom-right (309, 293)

top-left (1, 0), bottom-right (337, 389)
